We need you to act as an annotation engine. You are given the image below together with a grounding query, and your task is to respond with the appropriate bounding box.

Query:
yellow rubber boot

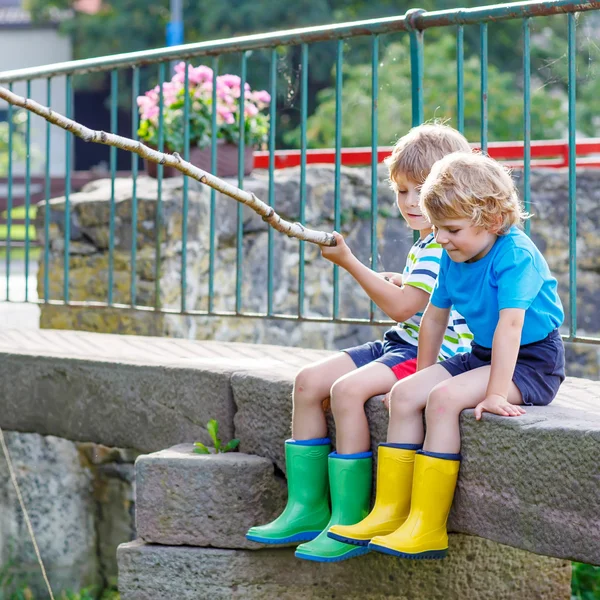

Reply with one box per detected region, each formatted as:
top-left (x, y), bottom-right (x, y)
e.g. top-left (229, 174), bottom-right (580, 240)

top-left (369, 452), bottom-right (460, 559)
top-left (327, 444), bottom-right (419, 546)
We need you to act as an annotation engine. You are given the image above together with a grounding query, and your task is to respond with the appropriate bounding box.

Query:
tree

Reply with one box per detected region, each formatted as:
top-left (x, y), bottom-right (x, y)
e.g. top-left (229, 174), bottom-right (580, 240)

top-left (0, 112), bottom-right (26, 177)
top-left (286, 34), bottom-right (566, 148)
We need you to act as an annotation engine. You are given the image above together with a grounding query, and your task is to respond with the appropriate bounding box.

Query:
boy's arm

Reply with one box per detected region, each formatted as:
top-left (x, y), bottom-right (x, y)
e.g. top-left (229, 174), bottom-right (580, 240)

top-left (474, 308), bottom-right (527, 420)
top-left (321, 232), bottom-right (428, 322)
top-left (417, 304), bottom-right (450, 371)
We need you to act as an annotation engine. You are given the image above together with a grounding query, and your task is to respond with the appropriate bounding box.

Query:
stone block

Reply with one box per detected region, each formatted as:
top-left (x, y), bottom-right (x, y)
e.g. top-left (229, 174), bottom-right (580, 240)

top-left (117, 536), bottom-right (571, 600)
top-left (0, 354), bottom-right (236, 453)
top-left (135, 445), bottom-right (286, 549)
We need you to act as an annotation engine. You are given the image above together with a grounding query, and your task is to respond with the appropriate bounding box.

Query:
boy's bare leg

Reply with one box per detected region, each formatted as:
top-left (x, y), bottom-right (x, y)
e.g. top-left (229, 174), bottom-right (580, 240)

top-left (331, 362), bottom-right (399, 454)
top-left (386, 365), bottom-right (452, 444)
top-left (423, 366), bottom-right (523, 454)
top-left (292, 352), bottom-right (357, 440)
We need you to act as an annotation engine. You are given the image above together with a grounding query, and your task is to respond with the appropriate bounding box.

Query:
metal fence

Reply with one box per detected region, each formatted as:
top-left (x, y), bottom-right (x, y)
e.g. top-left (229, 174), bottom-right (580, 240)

top-left (0, 0), bottom-right (598, 344)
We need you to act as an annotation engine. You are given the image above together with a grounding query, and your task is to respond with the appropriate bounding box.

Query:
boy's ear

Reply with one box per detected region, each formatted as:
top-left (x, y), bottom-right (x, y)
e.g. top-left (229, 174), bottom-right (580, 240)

top-left (490, 214), bottom-right (504, 234)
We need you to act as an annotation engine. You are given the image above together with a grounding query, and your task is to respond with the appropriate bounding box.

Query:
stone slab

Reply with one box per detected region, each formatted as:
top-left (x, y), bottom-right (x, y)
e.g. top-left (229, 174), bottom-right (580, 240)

top-left (117, 537), bottom-right (571, 600)
top-left (0, 328), bottom-right (329, 453)
top-left (233, 369), bottom-right (600, 565)
top-left (135, 445), bottom-right (286, 549)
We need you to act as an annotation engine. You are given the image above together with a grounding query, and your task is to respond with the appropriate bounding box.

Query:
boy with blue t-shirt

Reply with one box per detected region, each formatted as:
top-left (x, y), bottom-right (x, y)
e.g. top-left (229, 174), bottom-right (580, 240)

top-left (341, 151), bottom-right (565, 560)
top-left (246, 124), bottom-right (473, 562)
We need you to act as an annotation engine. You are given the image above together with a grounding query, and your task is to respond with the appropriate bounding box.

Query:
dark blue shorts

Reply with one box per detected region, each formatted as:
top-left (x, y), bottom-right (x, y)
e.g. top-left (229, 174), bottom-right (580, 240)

top-left (343, 329), bottom-right (418, 381)
top-left (439, 329), bottom-right (565, 406)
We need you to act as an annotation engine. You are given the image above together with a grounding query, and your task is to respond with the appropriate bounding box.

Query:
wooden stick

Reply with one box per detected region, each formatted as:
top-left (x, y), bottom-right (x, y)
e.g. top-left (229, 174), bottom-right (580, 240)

top-left (0, 85), bottom-right (336, 247)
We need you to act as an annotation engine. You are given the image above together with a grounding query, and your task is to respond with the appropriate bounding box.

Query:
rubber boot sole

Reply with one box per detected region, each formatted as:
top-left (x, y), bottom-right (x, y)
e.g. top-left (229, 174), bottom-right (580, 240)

top-left (368, 543), bottom-right (447, 560)
top-left (246, 530), bottom-right (321, 544)
top-left (326, 531), bottom-right (370, 546)
top-left (294, 545), bottom-right (370, 563)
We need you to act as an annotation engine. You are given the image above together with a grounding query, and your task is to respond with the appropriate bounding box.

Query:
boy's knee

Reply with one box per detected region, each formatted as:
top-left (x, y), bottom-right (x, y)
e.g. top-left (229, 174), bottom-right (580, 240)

top-left (388, 384), bottom-right (416, 418)
top-left (330, 379), bottom-right (364, 417)
top-left (425, 383), bottom-right (455, 419)
top-left (293, 366), bottom-right (320, 403)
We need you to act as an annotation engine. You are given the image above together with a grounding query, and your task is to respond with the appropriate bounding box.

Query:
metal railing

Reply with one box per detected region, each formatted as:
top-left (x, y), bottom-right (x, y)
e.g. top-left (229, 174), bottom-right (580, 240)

top-left (0, 0), bottom-right (598, 345)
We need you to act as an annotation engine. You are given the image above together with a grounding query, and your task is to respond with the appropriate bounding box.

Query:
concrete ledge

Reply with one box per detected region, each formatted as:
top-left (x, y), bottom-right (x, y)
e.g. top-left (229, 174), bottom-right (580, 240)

top-left (135, 445), bottom-right (286, 549)
top-left (1, 328), bottom-right (599, 565)
top-left (117, 537), bottom-right (571, 600)
top-left (0, 328), bottom-right (328, 452)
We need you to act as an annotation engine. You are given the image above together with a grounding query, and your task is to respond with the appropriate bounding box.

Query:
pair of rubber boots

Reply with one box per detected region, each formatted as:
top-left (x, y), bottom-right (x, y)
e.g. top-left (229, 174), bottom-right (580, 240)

top-left (329, 444), bottom-right (460, 559)
top-left (246, 439), bottom-right (460, 561)
top-left (245, 438), bottom-right (372, 562)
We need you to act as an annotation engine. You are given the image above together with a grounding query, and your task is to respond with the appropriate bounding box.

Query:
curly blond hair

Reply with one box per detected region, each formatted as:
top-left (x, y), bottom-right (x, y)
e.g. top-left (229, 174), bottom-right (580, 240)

top-left (419, 151), bottom-right (529, 234)
top-left (385, 122), bottom-right (471, 187)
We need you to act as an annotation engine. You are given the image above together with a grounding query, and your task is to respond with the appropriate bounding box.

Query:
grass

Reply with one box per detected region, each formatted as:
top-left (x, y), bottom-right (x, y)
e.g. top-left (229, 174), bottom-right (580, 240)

top-left (0, 206), bottom-right (37, 242)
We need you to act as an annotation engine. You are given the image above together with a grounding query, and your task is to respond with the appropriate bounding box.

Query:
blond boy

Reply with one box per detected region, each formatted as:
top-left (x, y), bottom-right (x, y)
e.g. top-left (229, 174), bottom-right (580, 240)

top-left (247, 124), bottom-right (473, 563)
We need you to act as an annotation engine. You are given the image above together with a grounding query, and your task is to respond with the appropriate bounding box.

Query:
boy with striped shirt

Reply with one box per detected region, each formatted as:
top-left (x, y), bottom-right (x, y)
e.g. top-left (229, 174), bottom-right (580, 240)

top-left (246, 123), bottom-right (472, 562)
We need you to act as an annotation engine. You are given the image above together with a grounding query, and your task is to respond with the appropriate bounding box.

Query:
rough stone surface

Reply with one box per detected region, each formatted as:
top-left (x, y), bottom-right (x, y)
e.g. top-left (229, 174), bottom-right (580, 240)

top-left (0, 328), bottom-right (328, 452)
top-left (117, 537), bottom-right (571, 600)
top-left (136, 445), bottom-right (286, 549)
top-left (0, 432), bottom-right (138, 597)
top-left (450, 376), bottom-right (600, 566)
top-left (233, 368), bottom-right (600, 565)
top-left (0, 432), bottom-right (100, 597)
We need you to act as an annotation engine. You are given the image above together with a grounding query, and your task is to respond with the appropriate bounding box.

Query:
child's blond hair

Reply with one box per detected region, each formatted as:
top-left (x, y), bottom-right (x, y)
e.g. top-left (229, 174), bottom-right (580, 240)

top-left (420, 151), bottom-right (529, 234)
top-left (385, 122), bottom-right (472, 187)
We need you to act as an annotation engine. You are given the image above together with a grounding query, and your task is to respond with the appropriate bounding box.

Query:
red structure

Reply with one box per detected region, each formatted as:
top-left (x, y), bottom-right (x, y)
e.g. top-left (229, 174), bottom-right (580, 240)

top-left (254, 139), bottom-right (600, 170)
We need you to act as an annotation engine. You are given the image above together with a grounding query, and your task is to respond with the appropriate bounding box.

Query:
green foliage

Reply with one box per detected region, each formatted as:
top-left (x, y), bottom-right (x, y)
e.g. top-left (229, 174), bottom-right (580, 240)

top-left (194, 419), bottom-right (240, 454)
top-left (0, 111), bottom-right (27, 177)
top-left (286, 34), bottom-right (566, 148)
top-left (572, 562), bottom-right (600, 600)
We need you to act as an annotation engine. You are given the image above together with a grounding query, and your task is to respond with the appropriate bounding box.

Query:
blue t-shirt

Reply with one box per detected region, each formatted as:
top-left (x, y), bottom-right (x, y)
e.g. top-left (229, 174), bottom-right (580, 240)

top-left (430, 227), bottom-right (564, 348)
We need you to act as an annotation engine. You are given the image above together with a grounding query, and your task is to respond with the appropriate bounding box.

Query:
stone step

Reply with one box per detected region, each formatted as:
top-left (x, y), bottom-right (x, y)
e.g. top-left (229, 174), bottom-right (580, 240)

top-left (117, 537), bottom-right (571, 600)
top-left (135, 445), bottom-right (286, 549)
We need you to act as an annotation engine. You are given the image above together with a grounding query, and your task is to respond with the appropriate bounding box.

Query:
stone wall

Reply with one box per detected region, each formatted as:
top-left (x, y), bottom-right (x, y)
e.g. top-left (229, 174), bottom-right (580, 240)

top-left (35, 166), bottom-right (600, 378)
top-left (0, 431), bottom-right (136, 597)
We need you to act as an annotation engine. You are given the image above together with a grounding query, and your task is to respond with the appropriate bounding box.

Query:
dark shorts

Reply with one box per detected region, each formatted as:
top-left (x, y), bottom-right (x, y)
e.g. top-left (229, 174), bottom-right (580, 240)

top-left (343, 329), bottom-right (418, 380)
top-left (439, 329), bottom-right (565, 406)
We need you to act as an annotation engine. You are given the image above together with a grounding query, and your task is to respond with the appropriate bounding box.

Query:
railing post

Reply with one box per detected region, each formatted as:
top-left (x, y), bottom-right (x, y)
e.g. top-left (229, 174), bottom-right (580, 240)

top-left (406, 8), bottom-right (426, 127)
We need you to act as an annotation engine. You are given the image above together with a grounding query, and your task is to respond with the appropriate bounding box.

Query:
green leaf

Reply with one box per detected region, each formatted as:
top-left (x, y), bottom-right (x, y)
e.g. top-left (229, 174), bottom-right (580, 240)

top-left (193, 442), bottom-right (211, 454)
top-left (222, 439), bottom-right (240, 453)
top-left (206, 419), bottom-right (220, 450)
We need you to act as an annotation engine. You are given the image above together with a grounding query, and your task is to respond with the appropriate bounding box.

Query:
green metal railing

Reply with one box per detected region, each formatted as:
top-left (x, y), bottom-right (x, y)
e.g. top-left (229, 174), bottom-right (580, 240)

top-left (0, 0), bottom-right (598, 345)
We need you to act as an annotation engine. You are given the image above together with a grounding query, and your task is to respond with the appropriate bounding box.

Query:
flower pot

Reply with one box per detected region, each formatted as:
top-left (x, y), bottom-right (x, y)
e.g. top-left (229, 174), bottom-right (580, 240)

top-left (145, 143), bottom-right (254, 179)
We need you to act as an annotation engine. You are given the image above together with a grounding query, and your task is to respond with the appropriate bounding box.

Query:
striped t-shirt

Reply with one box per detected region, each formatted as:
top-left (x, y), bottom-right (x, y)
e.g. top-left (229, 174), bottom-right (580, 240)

top-left (390, 232), bottom-right (473, 360)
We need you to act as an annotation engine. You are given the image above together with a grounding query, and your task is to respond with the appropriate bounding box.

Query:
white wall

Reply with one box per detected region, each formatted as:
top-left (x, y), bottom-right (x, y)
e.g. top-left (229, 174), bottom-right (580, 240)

top-left (0, 28), bottom-right (72, 176)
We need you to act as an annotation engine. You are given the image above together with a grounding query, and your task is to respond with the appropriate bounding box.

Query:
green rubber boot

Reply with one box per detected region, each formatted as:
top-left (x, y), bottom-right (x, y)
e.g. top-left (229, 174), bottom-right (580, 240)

top-left (246, 438), bottom-right (331, 544)
top-left (295, 451), bottom-right (373, 562)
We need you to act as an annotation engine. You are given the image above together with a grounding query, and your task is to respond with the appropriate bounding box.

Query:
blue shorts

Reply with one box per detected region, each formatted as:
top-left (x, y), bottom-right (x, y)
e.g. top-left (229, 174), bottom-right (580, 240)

top-left (439, 329), bottom-right (565, 406)
top-left (343, 329), bottom-right (418, 380)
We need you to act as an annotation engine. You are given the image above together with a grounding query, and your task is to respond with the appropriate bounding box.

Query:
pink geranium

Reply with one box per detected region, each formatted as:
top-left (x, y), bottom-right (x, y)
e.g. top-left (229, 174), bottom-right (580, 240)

top-left (137, 62), bottom-right (271, 151)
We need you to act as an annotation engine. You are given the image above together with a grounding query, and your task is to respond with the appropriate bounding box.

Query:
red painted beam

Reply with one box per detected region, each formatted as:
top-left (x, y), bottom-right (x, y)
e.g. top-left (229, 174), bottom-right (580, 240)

top-left (254, 139), bottom-right (600, 170)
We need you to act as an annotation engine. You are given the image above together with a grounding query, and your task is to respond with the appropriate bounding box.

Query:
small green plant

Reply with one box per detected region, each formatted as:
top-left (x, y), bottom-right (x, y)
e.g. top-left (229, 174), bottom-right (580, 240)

top-left (194, 419), bottom-right (239, 454)
top-left (572, 561), bottom-right (600, 600)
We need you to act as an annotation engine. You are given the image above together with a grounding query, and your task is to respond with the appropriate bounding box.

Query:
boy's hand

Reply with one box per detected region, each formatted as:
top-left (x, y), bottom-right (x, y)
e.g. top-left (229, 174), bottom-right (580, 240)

top-left (474, 393), bottom-right (526, 420)
top-left (321, 231), bottom-right (353, 267)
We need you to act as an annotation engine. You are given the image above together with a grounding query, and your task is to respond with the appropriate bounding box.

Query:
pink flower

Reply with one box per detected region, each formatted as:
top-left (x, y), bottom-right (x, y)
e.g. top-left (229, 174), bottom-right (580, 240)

top-left (252, 90), bottom-right (271, 105)
top-left (244, 102), bottom-right (259, 117)
top-left (219, 74), bottom-right (241, 89)
top-left (217, 105), bottom-right (235, 125)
